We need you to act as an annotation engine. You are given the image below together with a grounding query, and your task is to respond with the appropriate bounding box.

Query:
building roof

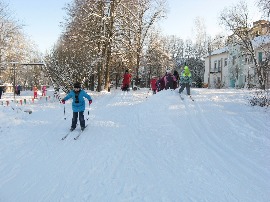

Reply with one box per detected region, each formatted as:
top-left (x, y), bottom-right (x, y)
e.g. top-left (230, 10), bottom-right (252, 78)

top-left (204, 35), bottom-right (270, 58)
top-left (204, 47), bottom-right (228, 58)
top-left (252, 35), bottom-right (270, 49)
top-left (211, 47), bottom-right (229, 56)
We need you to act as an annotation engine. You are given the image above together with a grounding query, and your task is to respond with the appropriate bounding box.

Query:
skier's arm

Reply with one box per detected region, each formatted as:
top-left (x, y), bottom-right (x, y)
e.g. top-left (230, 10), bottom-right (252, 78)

top-left (82, 91), bottom-right (92, 101)
top-left (189, 76), bottom-right (192, 85)
top-left (63, 91), bottom-right (73, 101)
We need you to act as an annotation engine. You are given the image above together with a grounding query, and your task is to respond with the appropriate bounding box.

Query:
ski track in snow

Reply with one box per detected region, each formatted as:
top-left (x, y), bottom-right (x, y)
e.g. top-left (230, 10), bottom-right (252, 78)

top-left (0, 88), bottom-right (269, 202)
top-left (178, 92), bottom-right (269, 201)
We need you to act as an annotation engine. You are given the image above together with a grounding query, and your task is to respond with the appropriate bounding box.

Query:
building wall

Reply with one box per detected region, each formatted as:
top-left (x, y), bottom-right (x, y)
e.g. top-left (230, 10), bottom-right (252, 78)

top-left (2, 84), bottom-right (13, 93)
top-left (205, 44), bottom-right (270, 89)
top-left (255, 46), bottom-right (270, 89)
top-left (204, 52), bottom-right (228, 88)
top-left (204, 20), bottom-right (270, 89)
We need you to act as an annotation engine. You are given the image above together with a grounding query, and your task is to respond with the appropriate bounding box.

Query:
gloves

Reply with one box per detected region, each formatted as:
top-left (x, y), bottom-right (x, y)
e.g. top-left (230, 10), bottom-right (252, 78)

top-left (89, 100), bottom-right (92, 105)
top-left (61, 99), bottom-right (65, 104)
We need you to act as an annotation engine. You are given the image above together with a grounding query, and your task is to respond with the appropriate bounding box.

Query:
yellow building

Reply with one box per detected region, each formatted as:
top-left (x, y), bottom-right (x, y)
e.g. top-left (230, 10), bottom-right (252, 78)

top-left (250, 20), bottom-right (270, 38)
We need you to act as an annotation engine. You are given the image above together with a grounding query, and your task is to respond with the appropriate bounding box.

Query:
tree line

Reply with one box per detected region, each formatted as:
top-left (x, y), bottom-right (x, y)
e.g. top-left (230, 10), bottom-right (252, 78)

top-left (0, 0), bottom-right (269, 95)
top-left (44, 0), bottom-right (211, 93)
top-left (0, 1), bottom-right (49, 89)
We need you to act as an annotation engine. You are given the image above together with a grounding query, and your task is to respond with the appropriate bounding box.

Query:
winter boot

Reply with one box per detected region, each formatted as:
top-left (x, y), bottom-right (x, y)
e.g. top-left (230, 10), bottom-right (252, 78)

top-left (70, 127), bottom-right (75, 131)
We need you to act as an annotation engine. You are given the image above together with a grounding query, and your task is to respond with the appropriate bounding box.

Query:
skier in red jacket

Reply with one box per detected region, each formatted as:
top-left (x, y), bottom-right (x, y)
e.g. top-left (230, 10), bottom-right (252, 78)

top-left (150, 76), bottom-right (157, 94)
top-left (121, 69), bottom-right (132, 91)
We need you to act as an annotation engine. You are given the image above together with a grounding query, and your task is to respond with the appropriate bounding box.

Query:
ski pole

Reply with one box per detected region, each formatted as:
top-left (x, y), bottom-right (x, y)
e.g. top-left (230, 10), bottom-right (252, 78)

top-left (64, 104), bottom-right (66, 120)
top-left (87, 103), bottom-right (90, 121)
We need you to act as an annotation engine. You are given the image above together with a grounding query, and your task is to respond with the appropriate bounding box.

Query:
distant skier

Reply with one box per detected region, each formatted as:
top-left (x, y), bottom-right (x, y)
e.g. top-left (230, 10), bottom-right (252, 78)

top-left (150, 76), bottom-right (157, 94)
top-left (165, 71), bottom-right (176, 90)
top-left (157, 75), bottom-right (166, 91)
top-left (42, 85), bottom-right (47, 96)
top-left (178, 66), bottom-right (192, 95)
top-left (17, 84), bottom-right (21, 96)
top-left (33, 86), bottom-right (38, 99)
top-left (61, 82), bottom-right (92, 131)
top-left (173, 70), bottom-right (179, 89)
top-left (121, 69), bottom-right (132, 91)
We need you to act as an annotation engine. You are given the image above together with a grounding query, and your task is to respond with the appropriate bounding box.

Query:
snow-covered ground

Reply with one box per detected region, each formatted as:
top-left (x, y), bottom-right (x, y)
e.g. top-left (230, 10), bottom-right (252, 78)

top-left (0, 88), bottom-right (269, 202)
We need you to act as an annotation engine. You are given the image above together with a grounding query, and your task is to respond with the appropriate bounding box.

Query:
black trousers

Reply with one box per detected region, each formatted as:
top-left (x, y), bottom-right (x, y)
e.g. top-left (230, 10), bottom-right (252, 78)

top-left (179, 83), bottom-right (191, 95)
top-left (71, 111), bottom-right (85, 128)
top-left (122, 84), bottom-right (130, 91)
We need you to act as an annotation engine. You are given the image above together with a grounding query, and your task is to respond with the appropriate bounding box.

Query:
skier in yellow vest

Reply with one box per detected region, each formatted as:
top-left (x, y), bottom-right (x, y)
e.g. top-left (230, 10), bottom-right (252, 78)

top-left (178, 66), bottom-right (192, 95)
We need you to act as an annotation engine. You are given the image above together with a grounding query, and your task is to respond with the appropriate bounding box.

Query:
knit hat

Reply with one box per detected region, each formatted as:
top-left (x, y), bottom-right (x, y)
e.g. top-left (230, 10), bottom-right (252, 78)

top-left (184, 66), bottom-right (191, 77)
top-left (73, 82), bottom-right (81, 88)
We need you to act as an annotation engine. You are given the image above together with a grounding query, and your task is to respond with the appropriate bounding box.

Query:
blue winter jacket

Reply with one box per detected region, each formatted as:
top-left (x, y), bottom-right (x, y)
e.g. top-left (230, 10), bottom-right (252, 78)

top-left (63, 89), bottom-right (92, 112)
top-left (180, 71), bottom-right (192, 85)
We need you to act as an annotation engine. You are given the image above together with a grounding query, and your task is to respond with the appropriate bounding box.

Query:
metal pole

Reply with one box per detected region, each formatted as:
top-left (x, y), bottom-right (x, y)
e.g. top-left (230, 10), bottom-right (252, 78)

top-left (115, 73), bottom-right (117, 89)
top-left (10, 62), bottom-right (19, 100)
top-left (208, 45), bottom-right (211, 88)
top-left (208, 43), bottom-right (211, 89)
top-left (13, 63), bottom-right (16, 100)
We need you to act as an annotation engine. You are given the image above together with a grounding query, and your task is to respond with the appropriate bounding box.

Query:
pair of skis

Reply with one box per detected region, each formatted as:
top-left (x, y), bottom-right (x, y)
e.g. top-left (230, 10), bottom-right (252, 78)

top-left (179, 93), bottom-right (194, 101)
top-left (61, 125), bottom-right (87, 140)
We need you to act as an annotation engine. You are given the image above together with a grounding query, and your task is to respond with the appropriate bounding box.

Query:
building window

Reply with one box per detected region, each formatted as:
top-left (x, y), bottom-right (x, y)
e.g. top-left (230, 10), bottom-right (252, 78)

top-left (224, 58), bottom-right (228, 66)
top-left (221, 58), bottom-right (223, 68)
top-left (258, 52), bottom-right (263, 63)
top-left (233, 56), bottom-right (236, 65)
top-left (214, 60), bottom-right (217, 72)
top-left (249, 56), bottom-right (253, 64)
top-left (218, 60), bottom-right (221, 72)
top-left (245, 57), bottom-right (248, 64)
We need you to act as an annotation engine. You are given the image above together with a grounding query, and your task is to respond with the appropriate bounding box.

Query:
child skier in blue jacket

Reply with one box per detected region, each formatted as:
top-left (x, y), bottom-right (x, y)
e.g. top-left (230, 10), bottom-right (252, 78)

top-left (62, 82), bottom-right (92, 131)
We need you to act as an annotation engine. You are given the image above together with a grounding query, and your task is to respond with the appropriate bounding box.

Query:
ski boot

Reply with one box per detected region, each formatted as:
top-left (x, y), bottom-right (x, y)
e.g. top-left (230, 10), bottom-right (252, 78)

top-left (70, 127), bottom-right (75, 131)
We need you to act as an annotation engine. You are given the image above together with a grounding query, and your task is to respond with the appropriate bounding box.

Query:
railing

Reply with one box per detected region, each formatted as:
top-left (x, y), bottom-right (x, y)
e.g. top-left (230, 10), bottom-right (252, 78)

top-left (210, 68), bottom-right (221, 73)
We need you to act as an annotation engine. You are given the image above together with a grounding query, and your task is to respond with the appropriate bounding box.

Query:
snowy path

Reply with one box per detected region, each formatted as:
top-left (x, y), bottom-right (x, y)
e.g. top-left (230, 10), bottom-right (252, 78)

top-left (0, 88), bottom-right (269, 202)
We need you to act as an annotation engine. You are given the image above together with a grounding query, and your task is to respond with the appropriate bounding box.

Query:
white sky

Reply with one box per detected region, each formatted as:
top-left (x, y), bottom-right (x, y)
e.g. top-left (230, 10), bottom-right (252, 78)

top-left (6, 0), bottom-right (262, 53)
top-left (160, 0), bottom-right (262, 40)
top-left (7, 0), bottom-right (72, 54)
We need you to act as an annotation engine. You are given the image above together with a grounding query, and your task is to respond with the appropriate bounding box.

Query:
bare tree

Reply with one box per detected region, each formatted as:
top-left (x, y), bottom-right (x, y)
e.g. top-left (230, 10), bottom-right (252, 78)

top-left (220, 0), bottom-right (269, 89)
top-left (193, 17), bottom-right (208, 59)
top-left (257, 0), bottom-right (270, 17)
top-left (0, 1), bottom-right (22, 65)
top-left (0, 1), bottom-right (43, 90)
top-left (45, 0), bottom-right (167, 92)
top-left (144, 31), bottom-right (172, 82)
top-left (164, 35), bottom-right (185, 69)
top-left (132, 0), bottom-right (167, 84)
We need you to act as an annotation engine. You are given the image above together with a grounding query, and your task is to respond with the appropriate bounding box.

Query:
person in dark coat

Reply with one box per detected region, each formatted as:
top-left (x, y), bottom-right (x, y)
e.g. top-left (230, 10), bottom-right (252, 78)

top-left (62, 82), bottom-right (92, 131)
top-left (173, 70), bottom-right (179, 89)
top-left (157, 75), bottom-right (166, 91)
top-left (0, 85), bottom-right (3, 99)
top-left (17, 85), bottom-right (21, 95)
top-left (165, 71), bottom-right (176, 90)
